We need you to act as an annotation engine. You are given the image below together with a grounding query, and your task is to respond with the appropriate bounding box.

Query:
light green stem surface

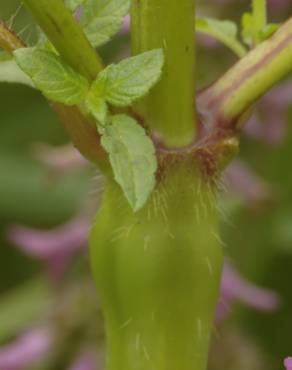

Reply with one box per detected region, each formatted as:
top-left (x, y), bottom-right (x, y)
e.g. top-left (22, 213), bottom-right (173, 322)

top-left (90, 162), bottom-right (223, 370)
top-left (131, 0), bottom-right (196, 147)
top-left (22, 0), bottom-right (102, 80)
top-left (198, 17), bottom-right (292, 126)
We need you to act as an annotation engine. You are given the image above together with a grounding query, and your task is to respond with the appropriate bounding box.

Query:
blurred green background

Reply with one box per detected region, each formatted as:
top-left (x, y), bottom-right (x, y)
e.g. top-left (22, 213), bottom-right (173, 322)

top-left (1, 1), bottom-right (292, 369)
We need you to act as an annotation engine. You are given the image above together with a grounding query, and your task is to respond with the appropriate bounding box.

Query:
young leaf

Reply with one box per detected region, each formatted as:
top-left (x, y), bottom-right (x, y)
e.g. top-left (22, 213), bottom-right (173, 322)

top-left (241, 12), bottom-right (254, 47)
top-left (259, 23), bottom-right (280, 41)
top-left (86, 92), bottom-right (108, 124)
top-left (195, 17), bottom-right (246, 58)
top-left (89, 49), bottom-right (164, 107)
top-left (0, 59), bottom-right (34, 87)
top-left (14, 47), bottom-right (89, 105)
top-left (80, 0), bottom-right (130, 48)
top-left (241, 0), bottom-right (268, 47)
top-left (101, 114), bottom-right (157, 211)
top-left (252, 0), bottom-right (267, 38)
top-left (65, 0), bottom-right (84, 12)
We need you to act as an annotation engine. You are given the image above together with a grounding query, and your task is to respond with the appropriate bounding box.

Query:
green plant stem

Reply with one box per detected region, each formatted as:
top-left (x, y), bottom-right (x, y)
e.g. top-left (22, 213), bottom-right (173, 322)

top-left (198, 17), bottom-right (292, 129)
top-left (0, 19), bottom-right (106, 165)
top-left (90, 162), bottom-right (223, 370)
top-left (22, 0), bottom-right (102, 80)
top-left (131, 0), bottom-right (196, 147)
top-left (51, 103), bottom-right (108, 167)
top-left (0, 21), bottom-right (26, 54)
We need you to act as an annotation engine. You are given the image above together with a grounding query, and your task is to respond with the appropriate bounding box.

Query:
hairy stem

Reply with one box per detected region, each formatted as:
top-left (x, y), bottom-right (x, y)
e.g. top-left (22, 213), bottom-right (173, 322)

top-left (22, 0), bottom-right (102, 80)
top-left (131, 0), bottom-right (196, 147)
top-left (0, 21), bottom-right (26, 54)
top-left (198, 17), bottom-right (292, 130)
top-left (90, 162), bottom-right (223, 370)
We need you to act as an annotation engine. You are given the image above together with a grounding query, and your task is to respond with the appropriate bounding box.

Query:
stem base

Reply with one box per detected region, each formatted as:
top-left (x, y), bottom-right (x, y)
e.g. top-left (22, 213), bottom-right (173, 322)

top-left (90, 162), bottom-right (223, 370)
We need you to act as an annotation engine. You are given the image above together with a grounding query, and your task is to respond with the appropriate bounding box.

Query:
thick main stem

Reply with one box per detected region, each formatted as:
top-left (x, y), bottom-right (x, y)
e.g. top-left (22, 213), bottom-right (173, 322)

top-left (131, 0), bottom-right (196, 147)
top-left (90, 162), bottom-right (223, 370)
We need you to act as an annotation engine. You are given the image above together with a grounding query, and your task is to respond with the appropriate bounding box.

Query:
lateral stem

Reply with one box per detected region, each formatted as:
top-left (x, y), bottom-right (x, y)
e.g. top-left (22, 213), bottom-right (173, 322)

top-left (0, 17), bottom-right (107, 166)
top-left (198, 17), bottom-right (292, 130)
top-left (22, 0), bottom-right (103, 80)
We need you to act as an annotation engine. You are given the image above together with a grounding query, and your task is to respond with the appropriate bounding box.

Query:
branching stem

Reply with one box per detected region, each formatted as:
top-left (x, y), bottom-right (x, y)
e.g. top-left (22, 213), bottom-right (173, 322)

top-left (22, 0), bottom-right (103, 81)
top-left (198, 17), bottom-right (292, 130)
top-left (0, 12), bottom-right (106, 166)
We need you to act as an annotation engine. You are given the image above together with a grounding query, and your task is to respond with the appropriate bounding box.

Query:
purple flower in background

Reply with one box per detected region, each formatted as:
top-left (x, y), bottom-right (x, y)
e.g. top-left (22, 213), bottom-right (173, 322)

top-left (35, 144), bottom-right (87, 173)
top-left (0, 328), bottom-right (52, 370)
top-left (216, 260), bottom-right (280, 321)
top-left (245, 82), bottom-right (292, 145)
top-left (7, 217), bottom-right (89, 279)
top-left (224, 159), bottom-right (271, 205)
top-left (70, 352), bottom-right (96, 370)
top-left (121, 15), bottom-right (130, 34)
top-left (285, 357), bottom-right (292, 370)
top-left (75, 6), bottom-right (83, 22)
top-left (268, 0), bottom-right (289, 11)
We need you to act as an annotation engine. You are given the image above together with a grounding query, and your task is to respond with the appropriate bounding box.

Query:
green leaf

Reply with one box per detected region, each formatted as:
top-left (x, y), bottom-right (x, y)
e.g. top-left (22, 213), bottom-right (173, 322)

top-left (0, 59), bottom-right (34, 87)
top-left (14, 47), bottom-right (89, 105)
top-left (195, 17), bottom-right (246, 58)
top-left (241, 0), bottom-right (268, 46)
top-left (80, 0), bottom-right (130, 47)
top-left (259, 23), bottom-right (280, 41)
top-left (65, 0), bottom-right (84, 12)
top-left (252, 0), bottom-right (267, 37)
top-left (101, 114), bottom-right (157, 211)
top-left (85, 92), bottom-right (108, 124)
top-left (88, 49), bottom-right (164, 107)
top-left (241, 12), bottom-right (254, 47)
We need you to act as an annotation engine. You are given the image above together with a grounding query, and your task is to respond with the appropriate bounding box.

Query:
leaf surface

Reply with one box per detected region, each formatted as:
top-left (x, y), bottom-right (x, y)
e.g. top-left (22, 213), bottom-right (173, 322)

top-left (80, 0), bottom-right (130, 47)
top-left (14, 48), bottom-right (89, 105)
top-left (89, 49), bottom-right (164, 107)
top-left (101, 114), bottom-right (157, 211)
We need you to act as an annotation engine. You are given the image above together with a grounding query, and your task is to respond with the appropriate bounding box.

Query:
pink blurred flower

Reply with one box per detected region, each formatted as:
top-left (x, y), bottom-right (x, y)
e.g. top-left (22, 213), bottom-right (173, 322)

top-left (268, 0), bottom-right (289, 11)
top-left (245, 82), bottom-right (292, 145)
top-left (70, 352), bottom-right (96, 370)
top-left (7, 217), bottom-right (89, 279)
top-left (285, 357), bottom-right (292, 370)
top-left (224, 159), bottom-right (271, 205)
top-left (121, 15), bottom-right (130, 34)
top-left (75, 6), bottom-right (83, 22)
top-left (35, 144), bottom-right (88, 173)
top-left (216, 259), bottom-right (280, 321)
top-left (0, 328), bottom-right (52, 370)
